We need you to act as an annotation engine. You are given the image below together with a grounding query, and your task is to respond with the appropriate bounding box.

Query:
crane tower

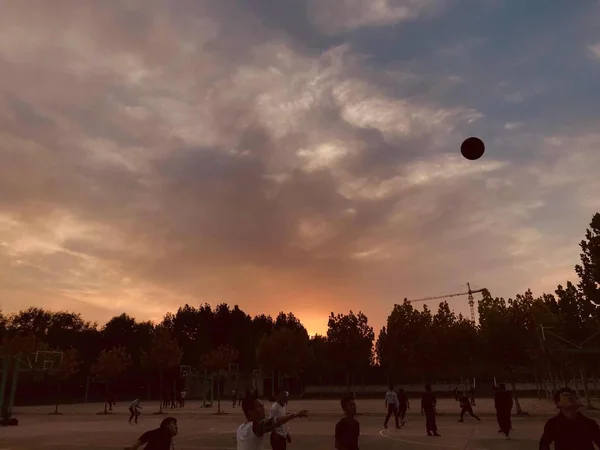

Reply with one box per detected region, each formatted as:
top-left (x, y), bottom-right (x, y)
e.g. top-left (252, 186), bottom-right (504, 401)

top-left (407, 283), bottom-right (485, 323)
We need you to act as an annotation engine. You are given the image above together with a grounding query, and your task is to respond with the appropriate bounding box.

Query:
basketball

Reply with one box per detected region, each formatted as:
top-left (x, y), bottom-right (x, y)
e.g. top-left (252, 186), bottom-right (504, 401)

top-left (461, 137), bottom-right (485, 160)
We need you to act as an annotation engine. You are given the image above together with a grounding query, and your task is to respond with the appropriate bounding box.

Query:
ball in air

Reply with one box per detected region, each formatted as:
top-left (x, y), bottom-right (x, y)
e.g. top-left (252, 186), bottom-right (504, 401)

top-left (461, 137), bottom-right (485, 160)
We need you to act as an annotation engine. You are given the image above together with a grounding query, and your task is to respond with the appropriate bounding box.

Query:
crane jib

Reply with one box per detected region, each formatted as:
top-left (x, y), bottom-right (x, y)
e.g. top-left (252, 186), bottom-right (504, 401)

top-left (405, 285), bottom-right (486, 323)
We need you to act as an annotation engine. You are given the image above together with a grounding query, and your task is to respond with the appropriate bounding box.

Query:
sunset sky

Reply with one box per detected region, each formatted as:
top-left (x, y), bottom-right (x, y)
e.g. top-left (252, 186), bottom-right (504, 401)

top-left (1, 1), bottom-right (600, 337)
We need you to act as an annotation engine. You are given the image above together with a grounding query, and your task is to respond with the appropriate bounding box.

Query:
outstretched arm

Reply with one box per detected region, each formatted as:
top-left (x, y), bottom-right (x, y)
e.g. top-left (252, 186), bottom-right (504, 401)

top-left (124, 441), bottom-right (142, 450)
top-left (275, 410), bottom-right (308, 427)
top-left (253, 410), bottom-right (308, 436)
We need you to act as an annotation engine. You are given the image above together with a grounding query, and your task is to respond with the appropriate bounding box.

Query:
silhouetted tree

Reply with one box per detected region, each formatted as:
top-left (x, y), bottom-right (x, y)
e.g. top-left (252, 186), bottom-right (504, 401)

top-left (91, 347), bottom-right (132, 414)
top-left (200, 345), bottom-right (238, 413)
top-left (141, 326), bottom-right (182, 413)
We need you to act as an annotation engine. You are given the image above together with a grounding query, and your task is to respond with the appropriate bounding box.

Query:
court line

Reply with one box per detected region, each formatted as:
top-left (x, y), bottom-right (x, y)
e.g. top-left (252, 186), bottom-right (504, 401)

top-left (379, 429), bottom-right (487, 450)
top-left (42, 445), bottom-right (235, 450)
top-left (188, 430), bottom-right (237, 441)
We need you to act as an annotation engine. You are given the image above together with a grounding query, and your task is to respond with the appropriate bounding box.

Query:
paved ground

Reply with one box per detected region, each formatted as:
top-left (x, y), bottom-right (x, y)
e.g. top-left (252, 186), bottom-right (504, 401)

top-left (2, 397), bottom-right (597, 449)
top-left (10, 396), bottom-right (566, 417)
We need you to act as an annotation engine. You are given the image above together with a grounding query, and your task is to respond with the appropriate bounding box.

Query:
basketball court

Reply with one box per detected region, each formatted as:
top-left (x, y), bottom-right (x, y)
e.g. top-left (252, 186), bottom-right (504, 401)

top-left (0, 398), bottom-right (566, 450)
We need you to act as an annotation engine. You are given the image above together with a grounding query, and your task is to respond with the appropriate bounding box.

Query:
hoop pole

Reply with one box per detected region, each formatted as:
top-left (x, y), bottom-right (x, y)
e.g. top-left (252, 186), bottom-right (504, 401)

top-left (7, 358), bottom-right (20, 417)
top-left (0, 357), bottom-right (10, 412)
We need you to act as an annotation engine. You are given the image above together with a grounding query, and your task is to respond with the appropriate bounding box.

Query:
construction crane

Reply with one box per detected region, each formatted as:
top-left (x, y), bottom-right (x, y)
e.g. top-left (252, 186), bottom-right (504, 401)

top-left (407, 283), bottom-right (485, 323)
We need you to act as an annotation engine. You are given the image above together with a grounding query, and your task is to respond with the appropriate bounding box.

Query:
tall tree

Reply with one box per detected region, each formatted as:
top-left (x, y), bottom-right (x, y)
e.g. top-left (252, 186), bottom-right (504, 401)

top-left (376, 301), bottom-right (422, 382)
top-left (0, 334), bottom-right (39, 358)
top-left (165, 304), bottom-right (213, 367)
top-left (45, 312), bottom-right (95, 351)
top-left (141, 326), bottom-right (183, 414)
top-left (478, 290), bottom-right (543, 414)
top-left (257, 327), bottom-right (309, 393)
top-left (91, 346), bottom-right (132, 414)
top-left (432, 302), bottom-right (459, 378)
top-left (8, 308), bottom-right (52, 342)
top-left (555, 282), bottom-right (596, 343)
top-left (575, 213), bottom-right (600, 308)
top-left (48, 348), bottom-right (80, 415)
top-left (200, 344), bottom-right (238, 414)
top-left (101, 314), bottom-right (153, 366)
top-left (274, 312), bottom-right (308, 335)
top-left (553, 282), bottom-right (600, 408)
top-left (327, 311), bottom-right (374, 393)
top-left (307, 335), bottom-right (332, 397)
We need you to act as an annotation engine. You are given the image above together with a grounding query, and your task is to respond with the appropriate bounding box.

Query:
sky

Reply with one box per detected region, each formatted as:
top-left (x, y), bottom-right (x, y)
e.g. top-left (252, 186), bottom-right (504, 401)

top-left (1, 1), bottom-right (600, 337)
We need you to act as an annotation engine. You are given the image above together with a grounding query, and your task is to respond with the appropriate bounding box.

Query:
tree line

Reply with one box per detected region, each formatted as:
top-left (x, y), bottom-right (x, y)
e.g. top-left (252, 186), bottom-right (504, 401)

top-left (0, 213), bottom-right (598, 409)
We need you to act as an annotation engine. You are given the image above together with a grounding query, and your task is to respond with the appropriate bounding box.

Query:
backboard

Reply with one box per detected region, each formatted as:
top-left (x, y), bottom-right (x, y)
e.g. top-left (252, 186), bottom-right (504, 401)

top-left (180, 365), bottom-right (191, 378)
top-left (33, 351), bottom-right (63, 372)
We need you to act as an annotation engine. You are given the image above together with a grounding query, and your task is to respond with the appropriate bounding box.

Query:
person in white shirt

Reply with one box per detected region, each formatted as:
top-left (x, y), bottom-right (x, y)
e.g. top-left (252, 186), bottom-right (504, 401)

top-left (269, 390), bottom-right (292, 450)
top-left (384, 384), bottom-right (400, 429)
top-left (180, 390), bottom-right (186, 408)
top-left (129, 398), bottom-right (142, 424)
top-left (236, 395), bottom-right (307, 450)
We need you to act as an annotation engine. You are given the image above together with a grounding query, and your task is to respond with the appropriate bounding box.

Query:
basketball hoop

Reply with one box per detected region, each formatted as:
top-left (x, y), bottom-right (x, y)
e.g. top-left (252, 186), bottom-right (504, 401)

top-left (180, 365), bottom-right (192, 378)
top-left (33, 351), bottom-right (63, 372)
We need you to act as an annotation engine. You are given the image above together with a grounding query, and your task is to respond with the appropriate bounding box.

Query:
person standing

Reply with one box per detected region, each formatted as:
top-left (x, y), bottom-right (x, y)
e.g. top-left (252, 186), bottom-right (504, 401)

top-left (129, 398), bottom-right (142, 424)
top-left (237, 396), bottom-right (307, 450)
top-left (494, 383), bottom-right (513, 439)
top-left (335, 395), bottom-right (359, 450)
top-left (383, 385), bottom-right (400, 429)
top-left (396, 388), bottom-right (409, 426)
top-left (458, 394), bottom-right (481, 422)
top-left (269, 390), bottom-right (291, 450)
top-left (180, 389), bottom-right (186, 408)
top-left (421, 384), bottom-right (441, 437)
top-left (107, 392), bottom-right (116, 411)
top-left (469, 384), bottom-right (476, 406)
top-left (162, 391), bottom-right (169, 411)
top-left (125, 416), bottom-right (178, 450)
top-left (539, 387), bottom-right (600, 449)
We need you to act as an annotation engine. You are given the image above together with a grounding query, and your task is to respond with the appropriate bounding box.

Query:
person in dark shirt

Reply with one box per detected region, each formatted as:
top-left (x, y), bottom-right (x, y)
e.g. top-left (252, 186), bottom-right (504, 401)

top-left (396, 388), bottom-right (410, 426)
top-left (125, 417), bottom-right (178, 450)
top-left (494, 383), bottom-right (513, 439)
top-left (539, 387), bottom-right (600, 450)
top-left (335, 395), bottom-right (359, 450)
top-left (421, 384), bottom-right (441, 437)
top-left (458, 395), bottom-right (481, 422)
top-left (469, 385), bottom-right (476, 406)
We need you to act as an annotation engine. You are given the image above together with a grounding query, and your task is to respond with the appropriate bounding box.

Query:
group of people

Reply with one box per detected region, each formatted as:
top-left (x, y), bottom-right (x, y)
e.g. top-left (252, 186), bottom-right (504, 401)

top-left (234, 389), bottom-right (359, 450)
top-left (382, 385), bottom-right (409, 429)
top-left (126, 390), bottom-right (187, 425)
top-left (162, 389), bottom-right (186, 410)
top-left (125, 385), bottom-right (600, 450)
top-left (381, 382), bottom-right (512, 438)
top-left (382, 382), bottom-right (479, 437)
top-left (232, 388), bottom-right (258, 408)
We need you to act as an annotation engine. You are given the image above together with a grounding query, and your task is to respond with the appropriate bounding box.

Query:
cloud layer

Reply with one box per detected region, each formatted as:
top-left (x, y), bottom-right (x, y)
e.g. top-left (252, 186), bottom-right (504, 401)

top-left (1, 1), bottom-right (600, 335)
